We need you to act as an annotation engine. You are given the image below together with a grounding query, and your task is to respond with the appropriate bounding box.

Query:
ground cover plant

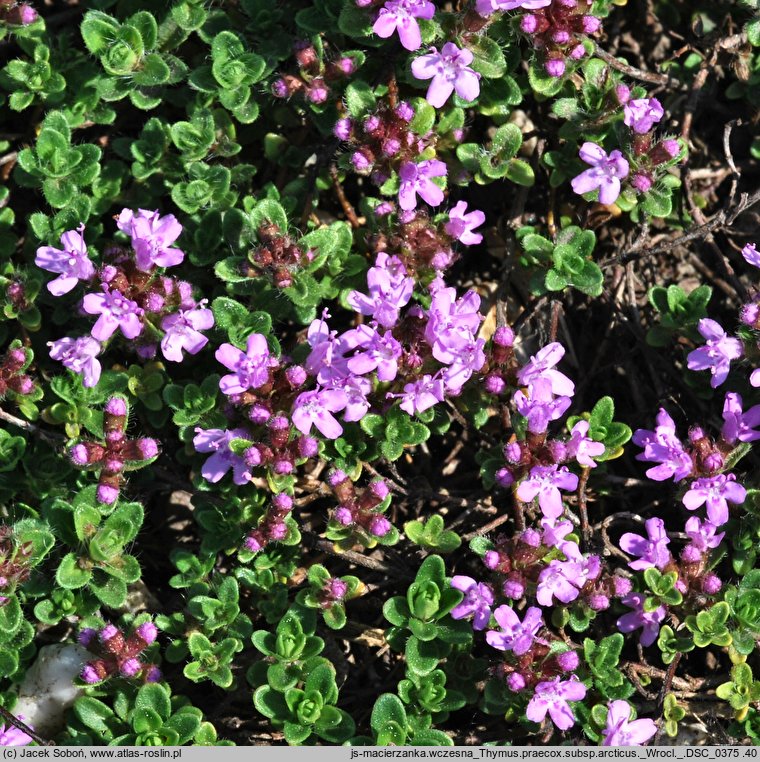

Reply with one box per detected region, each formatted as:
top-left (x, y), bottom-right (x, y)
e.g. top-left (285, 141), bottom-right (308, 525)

top-left (0, 0), bottom-right (758, 748)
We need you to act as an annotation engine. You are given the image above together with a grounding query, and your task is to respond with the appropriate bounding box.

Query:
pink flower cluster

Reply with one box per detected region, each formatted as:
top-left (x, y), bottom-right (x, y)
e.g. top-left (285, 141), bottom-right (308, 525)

top-left (78, 621), bottom-right (161, 685)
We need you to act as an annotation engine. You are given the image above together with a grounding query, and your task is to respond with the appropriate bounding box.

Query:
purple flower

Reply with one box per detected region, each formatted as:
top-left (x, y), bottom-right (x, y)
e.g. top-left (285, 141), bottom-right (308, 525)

top-left (516, 342), bottom-right (575, 397)
top-left (686, 319), bottom-right (742, 388)
top-left (347, 253), bottom-right (414, 327)
top-left (632, 408), bottom-right (693, 482)
top-left (526, 677), bottom-right (587, 731)
top-left (476, 0), bottom-right (551, 15)
top-left (567, 420), bottom-right (606, 467)
top-left (83, 287), bottom-right (144, 341)
top-left (193, 427), bottom-right (251, 485)
top-left (450, 575), bottom-right (494, 630)
top-left (425, 287), bottom-right (482, 363)
top-left (334, 376), bottom-right (372, 422)
top-left (398, 159), bottom-right (447, 211)
top-left (536, 544), bottom-right (600, 606)
top-left (682, 473), bottom-right (745, 527)
top-left (48, 335), bottom-right (102, 387)
top-left (619, 517), bottom-right (671, 571)
top-left (116, 209), bottom-right (184, 271)
top-left (722, 391), bottom-right (760, 444)
top-left (394, 373), bottom-right (445, 415)
top-left (445, 201), bottom-right (486, 246)
top-left (513, 378), bottom-right (572, 434)
top-left (684, 516), bottom-right (725, 553)
top-left (616, 592), bottom-right (666, 647)
top-left (602, 700), bottom-right (658, 746)
top-left (345, 324), bottom-right (403, 382)
top-left (216, 334), bottom-right (277, 395)
top-left (411, 42), bottom-right (481, 108)
top-left (742, 242), bottom-right (760, 268)
top-left (160, 303), bottom-right (214, 362)
top-left (571, 142), bottom-right (630, 205)
top-left (35, 224), bottom-right (95, 296)
top-left (623, 98), bottom-right (664, 134)
top-left (305, 312), bottom-right (352, 384)
top-left (442, 336), bottom-right (487, 392)
top-left (540, 518), bottom-right (573, 549)
top-left (292, 388), bottom-right (348, 439)
top-left (0, 721), bottom-right (32, 747)
top-left (485, 605), bottom-right (543, 654)
top-left (372, 0), bottom-right (435, 51)
top-left (517, 465), bottom-right (578, 520)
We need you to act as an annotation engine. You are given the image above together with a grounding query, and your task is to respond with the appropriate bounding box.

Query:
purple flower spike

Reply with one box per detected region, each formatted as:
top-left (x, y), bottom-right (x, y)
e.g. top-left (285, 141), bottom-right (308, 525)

top-left (686, 319), bottom-right (742, 388)
top-left (192, 427), bottom-right (251, 485)
top-left (516, 465), bottom-right (578, 520)
top-left (682, 473), bottom-right (746, 527)
top-left (116, 209), bottom-right (184, 271)
top-left (372, 0), bottom-right (435, 51)
top-left (632, 408), bottom-right (694, 482)
top-left (35, 224), bottom-right (95, 296)
top-left (721, 392), bottom-right (760, 444)
top-left (445, 201), bottom-right (486, 246)
top-left (450, 576), bottom-right (494, 630)
top-left (619, 517), bottom-right (671, 571)
top-left (160, 302), bottom-right (214, 362)
top-left (571, 142), bottom-right (629, 205)
top-left (398, 159), bottom-right (448, 211)
top-left (623, 98), bottom-right (664, 134)
top-left (616, 592), bottom-right (666, 647)
top-left (48, 336), bottom-right (102, 388)
top-left (602, 700), bottom-right (658, 746)
top-left (216, 334), bottom-right (277, 395)
top-left (567, 420), bottom-right (605, 467)
top-left (83, 287), bottom-right (144, 341)
top-left (742, 242), bottom-right (760, 268)
top-left (526, 677), bottom-right (586, 731)
top-left (292, 388), bottom-right (348, 439)
top-left (411, 42), bottom-right (481, 108)
top-left (485, 605), bottom-right (543, 654)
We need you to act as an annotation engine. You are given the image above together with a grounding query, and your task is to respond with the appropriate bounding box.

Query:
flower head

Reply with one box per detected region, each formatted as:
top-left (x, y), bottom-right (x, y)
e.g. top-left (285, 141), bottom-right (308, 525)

top-left (347, 254), bottom-right (414, 328)
top-left (48, 335), bottom-right (102, 387)
top-left (686, 319), bottom-right (742, 388)
top-left (486, 605), bottom-right (543, 654)
top-left (216, 334), bottom-right (277, 395)
top-left (398, 160), bottom-right (447, 211)
top-left (571, 142), bottom-right (629, 205)
top-left (292, 388), bottom-right (348, 439)
top-left (602, 700), bottom-right (657, 746)
top-left (193, 427), bottom-right (251, 485)
top-left (411, 42), bottom-right (480, 108)
top-left (117, 209), bottom-right (184, 271)
top-left (632, 408), bottom-right (693, 482)
top-left (372, 0), bottom-right (435, 51)
top-left (517, 342), bottom-right (575, 397)
top-left (567, 420), bottom-right (606, 467)
top-left (616, 592), bottom-right (666, 647)
top-left (517, 465), bottom-right (578, 520)
top-left (623, 98), bottom-right (664, 134)
top-left (82, 287), bottom-right (143, 342)
top-left (450, 576), bottom-right (494, 630)
top-left (721, 392), bottom-right (760, 444)
top-left (526, 676), bottom-right (586, 731)
top-left (682, 473), bottom-right (745, 527)
top-left (35, 224), bottom-right (95, 296)
top-left (445, 201), bottom-right (486, 246)
top-left (476, 0), bottom-right (551, 14)
top-left (619, 517), bottom-right (671, 571)
top-left (160, 303), bottom-right (214, 362)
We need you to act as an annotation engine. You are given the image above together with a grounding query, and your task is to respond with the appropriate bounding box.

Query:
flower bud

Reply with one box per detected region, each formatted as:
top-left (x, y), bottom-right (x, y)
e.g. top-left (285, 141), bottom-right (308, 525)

top-left (507, 673), bottom-right (526, 692)
top-left (334, 506), bottom-right (354, 525)
top-left (741, 303), bottom-right (760, 326)
top-left (286, 365), bottom-right (308, 388)
top-left (273, 458), bottom-right (294, 474)
top-left (369, 515), bottom-right (392, 537)
top-left (120, 658), bottom-right (142, 678)
top-left (244, 445), bottom-right (265, 468)
top-left (588, 593), bottom-right (610, 611)
top-left (326, 578), bottom-right (348, 599)
top-left (338, 57), bottom-right (356, 75)
top-left (81, 665), bottom-right (103, 684)
top-left (503, 577), bottom-right (525, 600)
top-left (298, 435), bottom-right (319, 458)
top-left (245, 533), bottom-right (264, 552)
top-left (273, 493), bottom-right (293, 512)
top-left (630, 173), bottom-right (653, 193)
top-left (99, 624), bottom-right (120, 643)
top-left (581, 15), bottom-right (601, 33)
top-left (395, 102), bottom-right (414, 122)
top-left (136, 622), bottom-right (158, 645)
top-left (493, 326), bottom-right (515, 348)
top-left (703, 453), bottom-right (724, 472)
top-left (333, 118), bottom-right (352, 141)
top-left (269, 521), bottom-right (288, 540)
top-left (520, 529), bottom-right (542, 548)
top-left (484, 374), bottom-right (506, 395)
top-left (521, 14), bottom-right (538, 33)
top-left (6, 348), bottom-right (26, 370)
top-left (504, 442), bottom-right (522, 464)
top-left (97, 484), bottom-right (120, 505)
top-left (615, 84), bottom-right (631, 104)
top-left (702, 573), bottom-right (722, 595)
top-left (351, 151), bottom-right (372, 173)
top-left (145, 292), bottom-right (165, 312)
top-left (136, 438), bottom-right (159, 459)
top-left (307, 81), bottom-right (329, 104)
top-left (370, 480), bottom-right (390, 500)
top-left (248, 404), bottom-right (271, 425)
top-left (495, 468), bottom-right (515, 488)
top-left (569, 44), bottom-right (587, 60)
top-left (70, 444), bottom-right (90, 467)
top-left (103, 457), bottom-right (124, 474)
top-left (552, 29), bottom-right (571, 43)
top-left (556, 650), bottom-right (580, 671)
top-left (545, 58), bottom-right (566, 77)
top-left (105, 397), bottom-right (127, 417)
top-left (144, 666), bottom-right (162, 683)
top-left (78, 628), bottom-right (98, 648)
top-left (612, 575), bottom-right (632, 597)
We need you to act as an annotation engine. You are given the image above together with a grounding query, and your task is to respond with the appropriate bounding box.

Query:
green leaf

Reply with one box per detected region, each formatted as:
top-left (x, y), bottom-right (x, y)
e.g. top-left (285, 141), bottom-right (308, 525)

top-left (345, 80), bottom-right (376, 118)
